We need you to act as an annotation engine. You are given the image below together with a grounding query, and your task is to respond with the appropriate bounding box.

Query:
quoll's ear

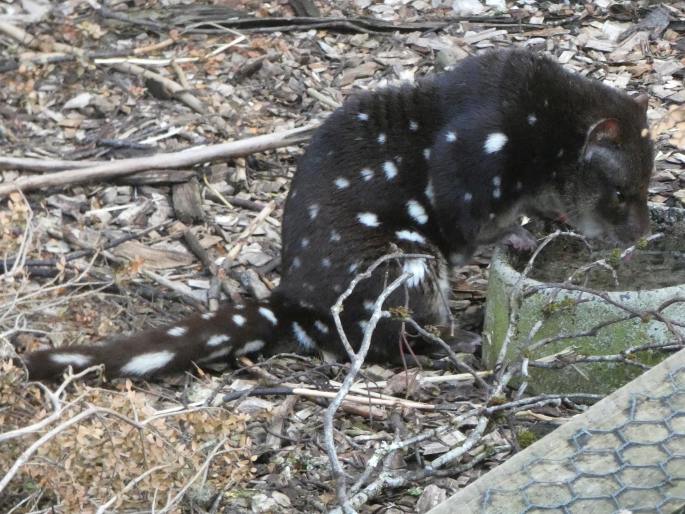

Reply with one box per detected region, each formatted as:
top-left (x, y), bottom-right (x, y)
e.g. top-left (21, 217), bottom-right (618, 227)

top-left (634, 94), bottom-right (649, 113)
top-left (582, 118), bottom-right (621, 162)
top-left (587, 118), bottom-right (621, 144)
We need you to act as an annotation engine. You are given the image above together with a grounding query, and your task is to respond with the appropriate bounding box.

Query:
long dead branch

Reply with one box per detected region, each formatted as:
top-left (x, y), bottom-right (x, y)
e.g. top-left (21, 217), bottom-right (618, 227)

top-left (0, 124), bottom-right (316, 197)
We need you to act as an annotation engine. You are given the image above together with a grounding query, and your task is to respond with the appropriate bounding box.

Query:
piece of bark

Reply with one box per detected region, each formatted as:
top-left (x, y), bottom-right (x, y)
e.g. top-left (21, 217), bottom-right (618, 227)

top-left (172, 177), bottom-right (205, 224)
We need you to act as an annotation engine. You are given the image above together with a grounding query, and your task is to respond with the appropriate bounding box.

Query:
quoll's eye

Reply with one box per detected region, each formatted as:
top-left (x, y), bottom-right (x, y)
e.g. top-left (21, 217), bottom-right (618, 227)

top-left (615, 190), bottom-right (625, 203)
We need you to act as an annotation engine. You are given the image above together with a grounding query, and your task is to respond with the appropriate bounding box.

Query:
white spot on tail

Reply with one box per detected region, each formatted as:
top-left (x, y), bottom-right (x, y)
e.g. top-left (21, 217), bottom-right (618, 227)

top-left (50, 353), bottom-right (91, 367)
top-left (314, 320), bottom-right (329, 334)
top-left (527, 114), bottom-right (537, 125)
top-left (357, 113), bottom-right (369, 121)
top-left (409, 120), bottom-right (419, 131)
top-left (357, 212), bottom-right (380, 227)
top-left (360, 168), bottom-right (374, 181)
top-left (335, 177), bottom-right (350, 189)
top-left (484, 133), bottom-right (508, 154)
top-left (383, 161), bottom-right (398, 180)
top-left (378, 133), bottom-right (386, 145)
top-left (403, 258), bottom-right (428, 288)
top-left (308, 204), bottom-right (320, 220)
top-left (197, 347), bottom-right (232, 364)
top-left (207, 334), bottom-right (231, 347)
top-left (167, 326), bottom-right (187, 337)
top-left (292, 322), bottom-right (316, 351)
top-left (396, 230), bottom-right (426, 244)
top-left (423, 148), bottom-right (431, 160)
top-left (235, 339), bottom-right (266, 356)
top-left (121, 351), bottom-right (175, 375)
top-left (258, 307), bottom-right (278, 326)
top-left (446, 131), bottom-right (457, 142)
top-left (407, 200), bottom-right (428, 224)
top-left (233, 314), bottom-right (246, 327)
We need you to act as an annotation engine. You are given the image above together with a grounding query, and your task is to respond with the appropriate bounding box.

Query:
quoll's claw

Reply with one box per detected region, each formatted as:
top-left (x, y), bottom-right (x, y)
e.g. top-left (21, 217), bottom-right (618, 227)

top-left (502, 228), bottom-right (538, 253)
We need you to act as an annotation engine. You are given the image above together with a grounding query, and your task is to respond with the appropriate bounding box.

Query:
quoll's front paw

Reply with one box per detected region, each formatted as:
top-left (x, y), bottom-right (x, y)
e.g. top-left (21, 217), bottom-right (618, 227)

top-left (502, 227), bottom-right (538, 253)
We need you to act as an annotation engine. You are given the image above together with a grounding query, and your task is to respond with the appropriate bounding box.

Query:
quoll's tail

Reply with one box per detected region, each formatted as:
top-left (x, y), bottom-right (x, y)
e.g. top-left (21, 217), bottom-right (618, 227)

top-left (23, 300), bottom-right (283, 380)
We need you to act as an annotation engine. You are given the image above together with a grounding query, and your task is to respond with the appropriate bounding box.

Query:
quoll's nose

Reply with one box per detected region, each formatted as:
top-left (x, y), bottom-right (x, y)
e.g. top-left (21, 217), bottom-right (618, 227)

top-left (623, 203), bottom-right (651, 243)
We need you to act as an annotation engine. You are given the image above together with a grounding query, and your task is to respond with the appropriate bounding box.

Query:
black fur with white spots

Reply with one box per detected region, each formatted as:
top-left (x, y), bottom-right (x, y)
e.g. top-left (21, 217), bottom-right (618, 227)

top-left (23, 49), bottom-right (653, 380)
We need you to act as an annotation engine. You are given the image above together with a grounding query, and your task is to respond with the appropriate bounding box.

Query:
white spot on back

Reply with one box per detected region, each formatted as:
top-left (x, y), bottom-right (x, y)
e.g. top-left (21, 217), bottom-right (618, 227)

top-left (378, 133), bottom-right (386, 144)
top-left (527, 113), bottom-right (537, 125)
top-left (358, 113), bottom-right (369, 121)
top-left (359, 320), bottom-right (368, 332)
top-left (363, 300), bottom-right (375, 311)
top-left (349, 261), bottom-right (360, 273)
top-left (464, 192), bottom-right (473, 202)
top-left (396, 230), bottom-right (426, 244)
top-left (308, 204), bottom-right (320, 220)
top-left (409, 120), bottom-right (419, 131)
top-left (314, 320), bottom-right (329, 334)
top-left (167, 326), bottom-right (187, 337)
top-left (403, 258), bottom-right (428, 288)
top-left (425, 180), bottom-right (435, 204)
top-left (301, 238), bottom-right (309, 248)
top-left (292, 322), bottom-right (316, 351)
top-left (207, 334), bottom-right (231, 347)
top-left (557, 148), bottom-right (564, 158)
top-left (484, 133), bottom-right (508, 154)
top-left (423, 148), bottom-right (431, 160)
top-left (493, 188), bottom-right (501, 199)
top-left (492, 176), bottom-right (501, 187)
top-left (383, 161), bottom-right (398, 180)
top-left (641, 128), bottom-right (649, 138)
top-left (50, 353), bottom-right (91, 367)
top-left (292, 256), bottom-right (302, 268)
top-left (335, 177), bottom-right (350, 189)
top-left (258, 307), bottom-right (278, 326)
top-left (201, 312), bottom-right (214, 320)
top-left (235, 340), bottom-right (266, 356)
top-left (446, 131), bottom-right (457, 142)
top-left (357, 212), bottom-right (380, 227)
top-left (515, 181), bottom-right (523, 191)
top-left (407, 200), bottom-right (428, 224)
top-left (330, 230), bottom-right (341, 242)
top-left (360, 168), bottom-right (374, 181)
top-left (233, 314), bottom-right (246, 327)
top-left (121, 350), bottom-right (175, 375)
top-left (489, 213), bottom-right (496, 220)
top-left (322, 258), bottom-right (331, 268)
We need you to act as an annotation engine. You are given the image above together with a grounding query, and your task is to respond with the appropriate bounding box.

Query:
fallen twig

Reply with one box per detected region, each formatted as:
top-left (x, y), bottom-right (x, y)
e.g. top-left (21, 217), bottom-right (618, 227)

top-left (0, 125), bottom-right (316, 197)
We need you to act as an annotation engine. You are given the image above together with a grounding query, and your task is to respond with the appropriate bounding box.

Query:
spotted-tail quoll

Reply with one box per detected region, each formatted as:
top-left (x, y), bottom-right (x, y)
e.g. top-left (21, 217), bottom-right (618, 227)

top-left (22, 49), bottom-right (654, 380)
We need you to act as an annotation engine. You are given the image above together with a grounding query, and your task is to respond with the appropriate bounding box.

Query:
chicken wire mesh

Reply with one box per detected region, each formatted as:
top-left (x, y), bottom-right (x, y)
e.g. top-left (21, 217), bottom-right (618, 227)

top-left (468, 365), bottom-right (685, 513)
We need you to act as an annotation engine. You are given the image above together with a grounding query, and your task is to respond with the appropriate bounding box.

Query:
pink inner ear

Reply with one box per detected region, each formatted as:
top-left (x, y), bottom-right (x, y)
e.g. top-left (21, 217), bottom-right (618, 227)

top-left (590, 118), bottom-right (621, 143)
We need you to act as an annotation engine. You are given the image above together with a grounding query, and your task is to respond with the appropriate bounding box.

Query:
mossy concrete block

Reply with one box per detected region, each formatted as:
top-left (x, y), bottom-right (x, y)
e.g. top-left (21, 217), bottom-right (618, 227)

top-left (483, 205), bottom-right (685, 395)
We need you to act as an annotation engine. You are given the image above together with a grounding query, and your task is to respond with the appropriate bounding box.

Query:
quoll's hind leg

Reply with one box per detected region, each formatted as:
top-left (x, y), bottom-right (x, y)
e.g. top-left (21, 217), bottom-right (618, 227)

top-left (329, 254), bottom-right (479, 366)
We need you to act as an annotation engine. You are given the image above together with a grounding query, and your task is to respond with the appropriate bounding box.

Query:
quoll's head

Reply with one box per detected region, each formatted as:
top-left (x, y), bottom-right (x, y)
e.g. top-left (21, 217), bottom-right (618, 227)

top-left (560, 94), bottom-right (654, 244)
